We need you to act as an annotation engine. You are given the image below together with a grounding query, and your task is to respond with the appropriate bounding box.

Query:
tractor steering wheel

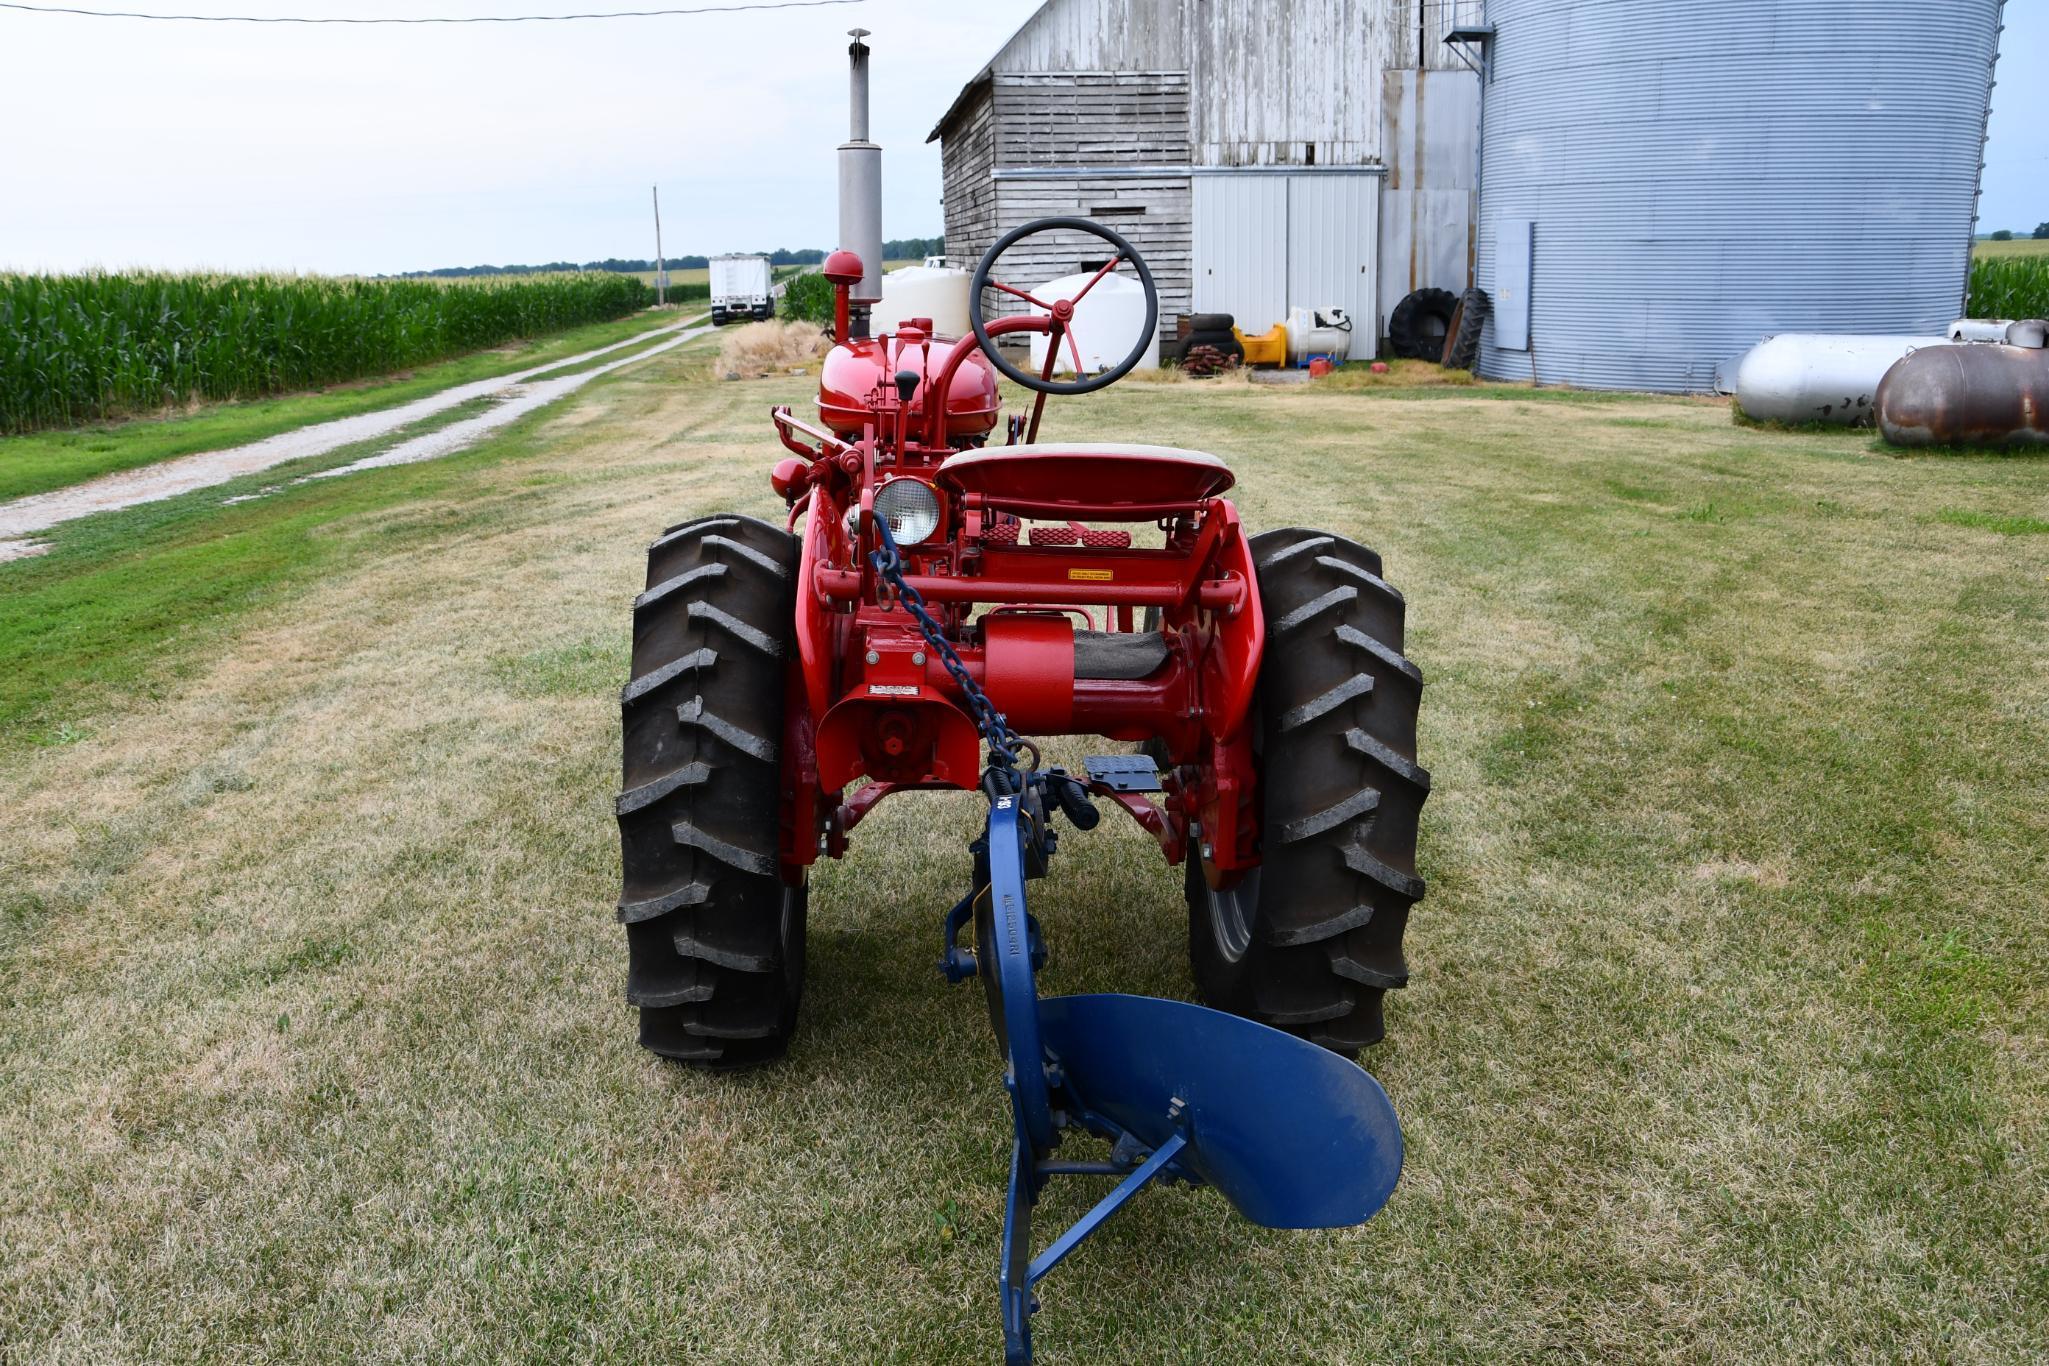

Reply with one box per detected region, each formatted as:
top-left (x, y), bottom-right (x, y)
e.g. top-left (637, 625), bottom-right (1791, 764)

top-left (969, 216), bottom-right (1159, 396)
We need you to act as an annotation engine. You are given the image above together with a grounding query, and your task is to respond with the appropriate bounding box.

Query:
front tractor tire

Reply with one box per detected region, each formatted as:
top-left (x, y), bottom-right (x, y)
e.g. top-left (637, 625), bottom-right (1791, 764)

top-left (1187, 528), bottom-right (1430, 1055)
top-left (615, 513), bottom-right (806, 1068)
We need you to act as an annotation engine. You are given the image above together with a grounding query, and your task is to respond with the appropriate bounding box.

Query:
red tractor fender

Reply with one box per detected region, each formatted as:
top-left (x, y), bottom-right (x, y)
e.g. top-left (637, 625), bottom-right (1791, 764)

top-left (1197, 503), bottom-right (1265, 746)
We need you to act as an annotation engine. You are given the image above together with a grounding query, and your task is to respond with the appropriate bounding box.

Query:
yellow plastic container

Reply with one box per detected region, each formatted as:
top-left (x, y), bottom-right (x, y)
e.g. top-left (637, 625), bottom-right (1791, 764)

top-left (1234, 323), bottom-right (1288, 368)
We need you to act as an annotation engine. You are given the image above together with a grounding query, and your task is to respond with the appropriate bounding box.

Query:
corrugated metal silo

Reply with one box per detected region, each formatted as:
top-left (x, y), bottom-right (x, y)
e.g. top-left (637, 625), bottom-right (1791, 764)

top-left (1474, 0), bottom-right (2006, 392)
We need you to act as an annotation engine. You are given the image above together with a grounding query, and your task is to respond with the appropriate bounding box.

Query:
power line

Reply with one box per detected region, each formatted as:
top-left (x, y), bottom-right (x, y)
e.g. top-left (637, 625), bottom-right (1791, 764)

top-left (0, 0), bottom-right (862, 22)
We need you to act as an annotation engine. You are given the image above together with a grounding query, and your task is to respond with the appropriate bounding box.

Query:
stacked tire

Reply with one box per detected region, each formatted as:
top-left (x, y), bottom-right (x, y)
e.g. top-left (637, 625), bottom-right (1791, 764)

top-left (1182, 528), bottom-right (1430, 1055)
top-left (1172, 312), bottom-right (1245, 366)
top-left (615, 514), bottom-right (808, 1068)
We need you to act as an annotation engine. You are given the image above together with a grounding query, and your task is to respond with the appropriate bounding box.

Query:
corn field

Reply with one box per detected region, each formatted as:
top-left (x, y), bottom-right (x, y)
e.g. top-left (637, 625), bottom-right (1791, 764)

top-left (0, 271), bottom-right (654, 435)
top-left (1967, 254), bottom-right (2049, 322)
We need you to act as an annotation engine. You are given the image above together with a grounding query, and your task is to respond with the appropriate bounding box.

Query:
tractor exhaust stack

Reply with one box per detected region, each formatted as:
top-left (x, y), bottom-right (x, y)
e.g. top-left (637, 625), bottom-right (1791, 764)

top-left (838, 28), bottom-right (884, 324)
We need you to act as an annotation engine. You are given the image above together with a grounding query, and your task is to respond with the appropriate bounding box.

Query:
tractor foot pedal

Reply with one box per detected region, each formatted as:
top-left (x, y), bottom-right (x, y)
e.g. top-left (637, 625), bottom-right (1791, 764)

top-left (1083, 754), bottom-right (1162, 794)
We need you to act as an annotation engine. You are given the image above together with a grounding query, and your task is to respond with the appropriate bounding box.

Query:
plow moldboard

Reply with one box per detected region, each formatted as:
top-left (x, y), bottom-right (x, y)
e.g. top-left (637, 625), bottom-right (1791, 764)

top-left (1036, 993), bottom-right (1403, 1229)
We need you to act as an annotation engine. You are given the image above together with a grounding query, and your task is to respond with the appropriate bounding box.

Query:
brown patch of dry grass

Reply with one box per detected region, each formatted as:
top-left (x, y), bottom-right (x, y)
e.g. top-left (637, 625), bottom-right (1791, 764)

top-left (1122, 360), bottom-right (1255, 386)
top-left (715, 320), bottom-right (831, 380)
top-left (1312, 357), bottom-right (1481, 389)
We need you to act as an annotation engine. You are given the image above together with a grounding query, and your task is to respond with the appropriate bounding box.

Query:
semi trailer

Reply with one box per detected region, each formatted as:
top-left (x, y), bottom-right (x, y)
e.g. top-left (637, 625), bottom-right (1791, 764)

top-left (709, 253), bottom-right (774, 325)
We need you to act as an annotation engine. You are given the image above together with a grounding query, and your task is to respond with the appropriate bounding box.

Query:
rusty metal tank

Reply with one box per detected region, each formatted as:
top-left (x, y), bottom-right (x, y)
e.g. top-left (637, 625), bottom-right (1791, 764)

top-left (817, 326), bottom-right (1000, 441)
top-left (1877, 344), bottom-right (2049, 450)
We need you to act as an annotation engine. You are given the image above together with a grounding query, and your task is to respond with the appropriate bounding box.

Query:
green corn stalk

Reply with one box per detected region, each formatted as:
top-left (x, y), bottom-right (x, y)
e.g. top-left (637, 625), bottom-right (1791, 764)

top-left (0, 269), bottom-right (654, 436)
top-left (1967, 256), bottom-right (2049, 321)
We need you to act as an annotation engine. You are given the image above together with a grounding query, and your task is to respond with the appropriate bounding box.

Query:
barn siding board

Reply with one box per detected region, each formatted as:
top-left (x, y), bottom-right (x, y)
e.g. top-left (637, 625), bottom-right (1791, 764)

top-left (992, 0), bottom-right (1188, 72)
top-left (932, 1), bottom-right (1494, 363)
top-left (940, 83), bottom-right (999, 275)
top-left (991, 175), bottom-right (1193, 348)
top-left (994, 72), bottom-right (1191, 167)
top-left (981, 0), bottom-right (1486, 167)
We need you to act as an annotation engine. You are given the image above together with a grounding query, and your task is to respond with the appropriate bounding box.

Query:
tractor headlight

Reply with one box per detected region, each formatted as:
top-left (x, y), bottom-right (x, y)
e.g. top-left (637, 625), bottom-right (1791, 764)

top-left (875, 477), bottom-right (942, 545)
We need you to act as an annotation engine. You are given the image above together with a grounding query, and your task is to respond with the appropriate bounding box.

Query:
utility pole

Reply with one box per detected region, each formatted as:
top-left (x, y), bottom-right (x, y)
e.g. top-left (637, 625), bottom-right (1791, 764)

top-left (651, 185), bottom-right (666, 306)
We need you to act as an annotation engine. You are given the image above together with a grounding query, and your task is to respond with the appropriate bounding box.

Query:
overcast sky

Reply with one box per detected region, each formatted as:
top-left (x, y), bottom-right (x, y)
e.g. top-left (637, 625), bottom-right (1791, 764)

top-left (0, 0), bottom-right (2040, 276)
top-left (0, 0), bottom-right (1041, 275)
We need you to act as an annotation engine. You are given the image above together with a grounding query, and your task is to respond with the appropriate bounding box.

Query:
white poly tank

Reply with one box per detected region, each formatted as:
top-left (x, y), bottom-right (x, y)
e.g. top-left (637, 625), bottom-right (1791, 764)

top-left (873, 266), bottom-right (973, 339)
top-left (1027, 272), bottom-right (1160, 375)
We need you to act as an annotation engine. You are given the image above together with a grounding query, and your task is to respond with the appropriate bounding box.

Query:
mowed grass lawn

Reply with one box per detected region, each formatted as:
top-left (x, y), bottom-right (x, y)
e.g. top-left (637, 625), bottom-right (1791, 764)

top-left (1, 354), bottom-right (2044, 1362)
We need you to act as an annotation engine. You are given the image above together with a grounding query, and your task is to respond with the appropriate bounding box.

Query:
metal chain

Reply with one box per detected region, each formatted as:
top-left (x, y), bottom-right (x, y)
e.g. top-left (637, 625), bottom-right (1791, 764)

top-left (869, 518), bottom-right (1032, 775)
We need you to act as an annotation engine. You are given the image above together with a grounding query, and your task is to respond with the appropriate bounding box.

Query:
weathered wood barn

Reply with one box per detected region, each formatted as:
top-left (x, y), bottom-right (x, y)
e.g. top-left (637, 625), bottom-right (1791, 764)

top-left (928, 0), bottom-right (1485, 358)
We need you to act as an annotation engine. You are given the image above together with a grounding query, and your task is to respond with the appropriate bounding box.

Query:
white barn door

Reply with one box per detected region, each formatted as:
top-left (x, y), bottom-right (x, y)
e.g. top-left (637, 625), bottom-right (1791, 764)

top-left (1191, 176), bottom-right (1287, 326)
top-left (1285, 175), bottom-right (1377, 361)
top-left (1193, 172), bottom-right (1378, 360)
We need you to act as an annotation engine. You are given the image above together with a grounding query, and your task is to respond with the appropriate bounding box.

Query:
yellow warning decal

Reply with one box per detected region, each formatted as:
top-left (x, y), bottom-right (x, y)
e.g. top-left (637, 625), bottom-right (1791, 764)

top-left (1067, 568), bottom-right (1114, 582)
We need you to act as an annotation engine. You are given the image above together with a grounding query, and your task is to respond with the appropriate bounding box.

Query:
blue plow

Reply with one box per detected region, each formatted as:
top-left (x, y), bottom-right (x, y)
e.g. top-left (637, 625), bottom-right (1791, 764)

top-left (939, 763), bottom-right (1403, 1363)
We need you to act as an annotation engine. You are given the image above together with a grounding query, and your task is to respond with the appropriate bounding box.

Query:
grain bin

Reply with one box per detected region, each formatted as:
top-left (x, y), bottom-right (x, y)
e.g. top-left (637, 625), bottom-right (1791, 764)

top-left (1474, 0), bottom-right (2006, 393)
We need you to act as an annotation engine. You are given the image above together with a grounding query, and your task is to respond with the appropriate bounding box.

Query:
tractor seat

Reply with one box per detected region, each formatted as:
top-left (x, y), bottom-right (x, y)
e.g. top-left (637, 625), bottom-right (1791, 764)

top-left (1074, 629), bottom-right (1171, 681)
top-left (938, 443), bottom-right (1235, 519)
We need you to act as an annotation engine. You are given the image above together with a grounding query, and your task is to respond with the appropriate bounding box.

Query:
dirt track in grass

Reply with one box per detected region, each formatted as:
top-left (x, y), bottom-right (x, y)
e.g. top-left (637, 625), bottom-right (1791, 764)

top-left (1, 352), bottom-right (2045, 1361)
top-left (0, 314), bottom-right (708, 562)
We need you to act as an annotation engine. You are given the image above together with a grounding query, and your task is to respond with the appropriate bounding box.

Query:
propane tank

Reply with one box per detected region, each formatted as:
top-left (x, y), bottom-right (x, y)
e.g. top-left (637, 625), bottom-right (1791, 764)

top-left (1285, 306), bottom-right (1355, 362)
top-left (1725, 333), bottom-right (1949, 426)
top-left (1948, 318), bottom-right (2049, 348)
top-left (1877, 344), bottom-right (2049, 450)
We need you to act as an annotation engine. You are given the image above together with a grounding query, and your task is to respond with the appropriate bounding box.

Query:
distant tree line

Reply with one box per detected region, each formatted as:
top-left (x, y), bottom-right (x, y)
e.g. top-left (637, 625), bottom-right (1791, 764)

top-left (392, 259), bottom-right (677, 278)
top-left (392, 237), bottom-right (944, 280)
top-left (1985, 224), bottom-right (2049, 242)
top-left (884, 236), bottom-right (945, 260)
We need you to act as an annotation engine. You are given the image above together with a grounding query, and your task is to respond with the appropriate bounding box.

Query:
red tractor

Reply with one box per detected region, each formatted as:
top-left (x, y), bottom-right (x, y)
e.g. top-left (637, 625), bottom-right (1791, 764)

top-left (614, 217), bottom-right (1429, 1072)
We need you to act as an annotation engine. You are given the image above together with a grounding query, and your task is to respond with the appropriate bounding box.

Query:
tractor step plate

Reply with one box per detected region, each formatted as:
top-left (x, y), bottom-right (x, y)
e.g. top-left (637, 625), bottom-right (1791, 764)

top-left (1083, 754), bottom-right (1162, 794)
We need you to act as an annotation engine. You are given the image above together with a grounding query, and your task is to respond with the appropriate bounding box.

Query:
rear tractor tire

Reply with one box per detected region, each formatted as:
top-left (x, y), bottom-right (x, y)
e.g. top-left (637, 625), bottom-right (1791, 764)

top-left (1185, 528), bottom-right (1430, 1055)
top-left (615, 513), bottom-right (807, 1068)
top-left (1444, 287), bottom-right (1490, 371)
top-left (1388, 287), bottom-right (1459, 362)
